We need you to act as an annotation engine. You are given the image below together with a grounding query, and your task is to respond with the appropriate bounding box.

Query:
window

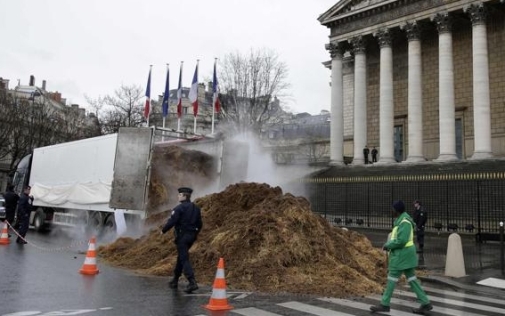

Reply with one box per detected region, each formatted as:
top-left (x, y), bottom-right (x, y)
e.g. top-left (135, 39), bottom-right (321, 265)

top-left (394, 125), bottom-right (404, 162)
top-left (455, 118), bottom-right (463, 159)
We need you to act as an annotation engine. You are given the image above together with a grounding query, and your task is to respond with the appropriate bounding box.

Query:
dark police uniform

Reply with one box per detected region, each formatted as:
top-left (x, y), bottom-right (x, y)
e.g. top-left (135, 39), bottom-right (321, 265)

top-left (162, 187), bottom-right (202, 292)
top-left (413, 201), bottom-right (427, 253)
top-left (3, 186), bottom-right (19, 225)
top-left (17, 192), bottom-right (34, 244)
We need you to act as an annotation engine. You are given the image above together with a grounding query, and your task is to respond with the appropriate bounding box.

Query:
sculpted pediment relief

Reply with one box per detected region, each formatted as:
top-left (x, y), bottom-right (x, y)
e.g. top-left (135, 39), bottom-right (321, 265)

top-left (353, 0), bottom-right (388, 10)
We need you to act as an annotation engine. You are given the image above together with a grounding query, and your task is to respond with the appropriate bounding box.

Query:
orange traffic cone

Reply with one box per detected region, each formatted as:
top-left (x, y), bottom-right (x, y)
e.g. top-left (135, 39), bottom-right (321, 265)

top-left (79, 236), bottom-right (99, 275)
top-left (0, 222), bottom-right (10, 245)
top-left (204, 258), bottom-right (233, 311)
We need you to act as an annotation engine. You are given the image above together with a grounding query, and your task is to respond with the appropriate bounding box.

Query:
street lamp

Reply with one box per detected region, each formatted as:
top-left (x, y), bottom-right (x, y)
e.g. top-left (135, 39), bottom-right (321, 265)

top-left (28, 90), bottom-right (42, 152)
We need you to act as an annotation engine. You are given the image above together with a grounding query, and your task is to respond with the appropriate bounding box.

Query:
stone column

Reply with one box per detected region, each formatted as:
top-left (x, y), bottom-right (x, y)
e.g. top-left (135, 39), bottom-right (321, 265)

top-left (325, 41), bottom-right (345, 165)
top-left (374, 29), bottom-right (395, 163)
top-left (465, 3), bottom-right (493, 159)
top-left (349, 36), bottom-right (367, 165)
top-left (432, 13), bottom-right (458, 161)
top-left (402, 21), bottom-right (425, 162)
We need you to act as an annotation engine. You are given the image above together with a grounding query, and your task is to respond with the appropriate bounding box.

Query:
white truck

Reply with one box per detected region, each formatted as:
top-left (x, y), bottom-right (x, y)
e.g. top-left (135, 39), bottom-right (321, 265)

top-left (11, 127), bottom-right (249, 235)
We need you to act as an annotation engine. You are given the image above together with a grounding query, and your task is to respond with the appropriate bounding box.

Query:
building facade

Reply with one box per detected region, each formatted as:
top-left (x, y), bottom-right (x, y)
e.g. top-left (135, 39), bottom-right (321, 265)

top-left (319, 0), bottom-right (505, 165)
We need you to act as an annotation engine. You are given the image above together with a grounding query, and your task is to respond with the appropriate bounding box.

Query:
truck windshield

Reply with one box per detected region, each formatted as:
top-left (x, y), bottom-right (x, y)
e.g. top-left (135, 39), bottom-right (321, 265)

top-left (12, 154), bottom-right (32, 194)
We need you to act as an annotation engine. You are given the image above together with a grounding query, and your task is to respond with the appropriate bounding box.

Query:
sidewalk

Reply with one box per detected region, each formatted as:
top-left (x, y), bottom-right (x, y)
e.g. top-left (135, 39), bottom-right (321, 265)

top-left (354, 228), bottom-right (505, 294)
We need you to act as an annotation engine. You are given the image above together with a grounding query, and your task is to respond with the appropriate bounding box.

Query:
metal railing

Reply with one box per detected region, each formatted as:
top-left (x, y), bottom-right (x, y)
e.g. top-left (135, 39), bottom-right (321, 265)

top-left (306, 175), bottom-right (505, 236)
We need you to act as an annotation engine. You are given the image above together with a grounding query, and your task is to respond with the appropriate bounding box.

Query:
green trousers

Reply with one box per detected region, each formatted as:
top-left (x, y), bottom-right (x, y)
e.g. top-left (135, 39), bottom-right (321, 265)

top-left (381, 268), bottom-right (430, 306)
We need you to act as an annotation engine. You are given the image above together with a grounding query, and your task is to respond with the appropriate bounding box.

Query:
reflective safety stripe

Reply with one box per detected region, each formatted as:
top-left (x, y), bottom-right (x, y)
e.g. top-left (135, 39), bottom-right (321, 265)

top-left (390, 218), bottom-right (414, 248)
top-left (407, 276), bottom-right (417, 282)
top-left (211, 288), bottom-right (227, 299)
top-left (215, 268), bottom-right (225, 279)
top-left (387, 276), bottom-right (399, 282)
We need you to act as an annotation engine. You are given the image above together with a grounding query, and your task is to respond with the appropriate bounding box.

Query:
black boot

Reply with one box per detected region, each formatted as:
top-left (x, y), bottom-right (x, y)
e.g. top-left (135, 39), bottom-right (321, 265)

top-left (184, 277), bottom-right (198, 293)
top-left (168, 276), bottom-right (179, 289)
top-left (370, 304), bottom-right (390, 313)
top-left (413, 303), bottom-right (433, 314)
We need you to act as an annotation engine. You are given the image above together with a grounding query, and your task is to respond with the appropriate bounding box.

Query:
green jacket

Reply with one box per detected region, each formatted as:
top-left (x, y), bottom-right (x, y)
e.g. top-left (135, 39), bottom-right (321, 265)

top-left (384, 212), bottom-right (418, 270)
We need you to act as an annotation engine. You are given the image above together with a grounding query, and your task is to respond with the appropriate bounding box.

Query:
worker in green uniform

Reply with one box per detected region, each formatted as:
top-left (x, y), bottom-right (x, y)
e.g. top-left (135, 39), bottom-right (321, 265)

top-left (370, 200), bottom-right (433, 314)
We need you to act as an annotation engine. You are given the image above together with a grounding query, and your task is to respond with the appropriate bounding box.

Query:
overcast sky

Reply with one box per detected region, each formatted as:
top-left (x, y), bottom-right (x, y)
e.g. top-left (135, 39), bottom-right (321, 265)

top-left (0, 0), bottom-right (337, 115)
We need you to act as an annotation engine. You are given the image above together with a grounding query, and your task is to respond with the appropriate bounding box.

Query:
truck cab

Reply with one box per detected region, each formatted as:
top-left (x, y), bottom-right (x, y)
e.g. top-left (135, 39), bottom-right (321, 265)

top-left (12, 154), bottom-right (54, 231)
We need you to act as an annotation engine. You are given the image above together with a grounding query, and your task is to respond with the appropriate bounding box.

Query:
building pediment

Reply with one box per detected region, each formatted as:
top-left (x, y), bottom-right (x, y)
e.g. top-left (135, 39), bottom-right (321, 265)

top-left (318, 0), bottom-right (397, 25)
top-left (319, 0), bottom-right (488, 39)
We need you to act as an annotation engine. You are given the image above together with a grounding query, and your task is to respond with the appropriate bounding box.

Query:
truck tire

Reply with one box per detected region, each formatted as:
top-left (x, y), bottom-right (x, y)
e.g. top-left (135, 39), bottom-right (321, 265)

top-left (86, 212), bottom-right (104, 237)
top-left (104, 214), bottom-right (116, 236)
top-left (33, 210), bottom-right (46, 232)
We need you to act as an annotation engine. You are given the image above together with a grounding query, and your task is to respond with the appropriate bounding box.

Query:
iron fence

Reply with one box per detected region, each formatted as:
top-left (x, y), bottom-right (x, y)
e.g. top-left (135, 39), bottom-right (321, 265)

top-left (306, 174), bottom-right (505, 237)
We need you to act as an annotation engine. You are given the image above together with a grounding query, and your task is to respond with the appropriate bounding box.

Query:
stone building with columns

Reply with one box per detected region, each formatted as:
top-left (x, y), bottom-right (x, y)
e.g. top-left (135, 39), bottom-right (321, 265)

top-left (319, 0), bottom-right (505, 165)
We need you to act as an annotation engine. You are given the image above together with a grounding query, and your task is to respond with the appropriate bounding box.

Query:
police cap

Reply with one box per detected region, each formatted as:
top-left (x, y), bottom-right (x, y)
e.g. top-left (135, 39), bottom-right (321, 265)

top-left (178, 187), bottom-right (193, 194)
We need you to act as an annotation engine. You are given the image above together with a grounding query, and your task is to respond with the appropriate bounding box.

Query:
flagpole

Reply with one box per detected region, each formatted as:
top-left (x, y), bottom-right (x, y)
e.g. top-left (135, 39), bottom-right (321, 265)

top-left (177, 61), bottom-right (184, 132)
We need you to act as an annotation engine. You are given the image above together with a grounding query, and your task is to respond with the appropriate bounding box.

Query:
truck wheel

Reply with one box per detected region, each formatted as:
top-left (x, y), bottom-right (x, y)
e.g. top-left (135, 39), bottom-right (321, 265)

top-left (34, 210), bottom-right (46, 232)
top-left (86, 212), bottom-right (104, 237)
top-left (104, 214), bottom-right (116, 236)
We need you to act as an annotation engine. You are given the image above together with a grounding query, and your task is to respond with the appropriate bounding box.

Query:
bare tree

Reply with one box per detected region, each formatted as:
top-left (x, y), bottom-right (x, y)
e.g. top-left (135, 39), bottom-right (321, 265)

top-left (0, 91), bottom-right (101, 170)
top-left (99, 84), bottom-right (145, 134)
top-left (218, 49), bottom-right (290, 135)
top-left (0, 91), bottom-right (18, 162)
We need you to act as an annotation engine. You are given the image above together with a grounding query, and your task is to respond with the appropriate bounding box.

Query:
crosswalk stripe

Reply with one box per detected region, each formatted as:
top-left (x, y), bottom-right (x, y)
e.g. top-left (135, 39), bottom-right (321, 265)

top-left (477, 277), bottom-right (505, 289)
top-left (383, 296), bottom-right (488, 316)
top-left (396, 290), bottom-right (505, 314)
top-left (277, 301), bottom-right (354, 316)
top-left (421, 286), bottom-right (505, 305)
top-left (318, 297), bottom-right (416, 316)
top-left (196, 287), bottom-right (503, 316)
top-left (233, 307), bottom-right (282, 316)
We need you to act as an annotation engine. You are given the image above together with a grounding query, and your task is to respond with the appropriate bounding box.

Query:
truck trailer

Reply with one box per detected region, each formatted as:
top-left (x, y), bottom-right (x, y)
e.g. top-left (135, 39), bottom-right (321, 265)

top-left (11, 127), bottom-right (249, 235)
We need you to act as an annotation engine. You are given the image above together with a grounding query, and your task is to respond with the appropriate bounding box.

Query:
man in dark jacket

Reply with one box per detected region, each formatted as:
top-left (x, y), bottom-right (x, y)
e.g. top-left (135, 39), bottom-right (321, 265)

top-left (16, 186), bottom-right (33, 244)
top-left (363, 145), bottom-right (370, 164)
top-left (3, 185), bottom-right (19, 227)
top-left (161, 187), bottom-right (202, 293)
top-left (413, 200), bottom-right (427, 253)
top-left (370, 200), bottom-right (432, 314)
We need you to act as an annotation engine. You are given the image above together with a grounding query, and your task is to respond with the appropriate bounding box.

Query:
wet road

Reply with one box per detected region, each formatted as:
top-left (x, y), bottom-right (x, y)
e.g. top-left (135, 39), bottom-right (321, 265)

top-left (0, 229), bottom-right (215, 315)
top-left (1, 227), bottom-right (504, 316)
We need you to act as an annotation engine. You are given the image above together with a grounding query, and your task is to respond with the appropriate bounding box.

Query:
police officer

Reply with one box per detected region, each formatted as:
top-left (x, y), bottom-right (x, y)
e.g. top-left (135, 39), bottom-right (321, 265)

top-left (413, 200), bottom-right (427, 253)
top-left (3, 185), bottom-right (20, 229)
top-left (161, 187), bottom-right (202, 293)
top-left (363, 145), bottom-right (370, 164)
top-left (16, 185), bottom-right (34, 245)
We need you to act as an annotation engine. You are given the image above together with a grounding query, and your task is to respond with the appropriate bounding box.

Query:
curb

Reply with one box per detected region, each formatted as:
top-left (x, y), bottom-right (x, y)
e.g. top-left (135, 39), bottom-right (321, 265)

top-left (419, 275), bottom-right (505, 296)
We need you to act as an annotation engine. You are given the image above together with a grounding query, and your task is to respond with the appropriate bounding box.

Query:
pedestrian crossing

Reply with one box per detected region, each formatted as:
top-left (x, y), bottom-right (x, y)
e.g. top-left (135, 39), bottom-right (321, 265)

top-left (199, 285), bottom-right (505, 316)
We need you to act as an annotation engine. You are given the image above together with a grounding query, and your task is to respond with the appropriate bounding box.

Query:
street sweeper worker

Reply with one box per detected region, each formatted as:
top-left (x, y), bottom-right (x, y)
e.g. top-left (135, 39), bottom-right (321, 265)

top-left (370, 200), bottom-right (432, 315)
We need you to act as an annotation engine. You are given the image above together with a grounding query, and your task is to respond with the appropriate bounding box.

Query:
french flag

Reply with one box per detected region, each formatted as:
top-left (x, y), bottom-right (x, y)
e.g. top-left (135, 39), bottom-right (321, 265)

top-left (177, 62), bottom-right (183, 119)
top-left (188, 61), bottom-right (199, 117)
top-left (212, 60), bottom-right (221, 113)
top-left (144, 66), bottom-right (152, 118)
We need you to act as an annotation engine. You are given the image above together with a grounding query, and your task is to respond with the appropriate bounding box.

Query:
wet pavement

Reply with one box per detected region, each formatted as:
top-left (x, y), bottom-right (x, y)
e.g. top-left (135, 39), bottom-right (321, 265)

top-left (354, 227), bottom-right (505, 291)
top-left (1, 226), bottom-right (504, 316)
